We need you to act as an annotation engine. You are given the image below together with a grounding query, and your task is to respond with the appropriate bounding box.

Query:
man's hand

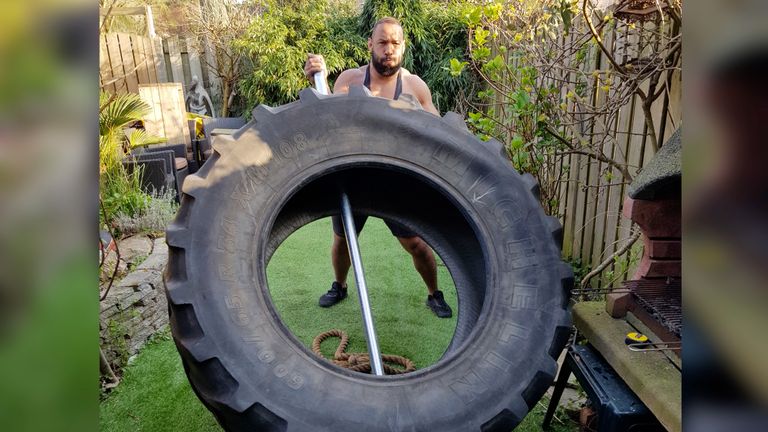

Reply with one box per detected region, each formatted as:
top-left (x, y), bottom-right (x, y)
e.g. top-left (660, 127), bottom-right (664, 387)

top-left (304, 54), bottom-right (327, 85)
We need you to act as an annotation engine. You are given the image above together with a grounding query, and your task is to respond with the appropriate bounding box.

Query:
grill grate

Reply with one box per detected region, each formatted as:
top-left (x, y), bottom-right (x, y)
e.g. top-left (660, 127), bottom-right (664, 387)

top-left (625, 278), bottom-right (681, 338)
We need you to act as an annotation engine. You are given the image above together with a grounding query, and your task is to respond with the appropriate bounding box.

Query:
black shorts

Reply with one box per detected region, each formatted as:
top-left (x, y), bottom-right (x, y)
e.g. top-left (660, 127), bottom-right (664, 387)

top-left (331, 215), bottom-right (417, 238)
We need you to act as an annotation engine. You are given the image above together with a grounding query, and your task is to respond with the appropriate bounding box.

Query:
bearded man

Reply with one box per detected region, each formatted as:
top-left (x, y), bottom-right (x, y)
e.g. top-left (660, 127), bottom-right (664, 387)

top-left (303, 17), bottom-right (452, 318)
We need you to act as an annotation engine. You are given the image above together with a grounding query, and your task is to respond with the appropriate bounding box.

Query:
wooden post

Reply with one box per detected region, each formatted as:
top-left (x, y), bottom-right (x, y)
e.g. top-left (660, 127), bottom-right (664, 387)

top-left (145, 6), bottom-right (156, 38)
top-left (151, 37), bottom-right (167, 83)
top-left (167, 36), bottom-right (184, 86)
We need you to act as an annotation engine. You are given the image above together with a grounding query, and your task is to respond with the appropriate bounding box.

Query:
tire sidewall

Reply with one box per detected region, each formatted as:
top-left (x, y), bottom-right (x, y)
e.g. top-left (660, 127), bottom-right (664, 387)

top-left (178, 95), bottom-right (566, 430)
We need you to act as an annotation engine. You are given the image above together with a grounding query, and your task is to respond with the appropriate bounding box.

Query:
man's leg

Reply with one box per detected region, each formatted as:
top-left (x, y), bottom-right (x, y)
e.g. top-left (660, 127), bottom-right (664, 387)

top-left (397, 235), bottom-right (452, 318)
top-left (320, 215), bottom-right (367, 307)
top-left (331, 232), bottom-right (351, 287)
top-left (396, 236), bottom-right (438, 295)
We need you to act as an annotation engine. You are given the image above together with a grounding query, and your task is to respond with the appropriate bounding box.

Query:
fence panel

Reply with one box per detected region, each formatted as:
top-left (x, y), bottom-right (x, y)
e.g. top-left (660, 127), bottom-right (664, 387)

top-left (100, 32), bottom-right (159, 94)
top-left (99, 34), bottom-right (117, 94)
top-left (100, 32), bottom-right (221, 113)
top-left (497, 16), bottom-right (682, 285)
top-left (118, 33), bottom-right (140, 93)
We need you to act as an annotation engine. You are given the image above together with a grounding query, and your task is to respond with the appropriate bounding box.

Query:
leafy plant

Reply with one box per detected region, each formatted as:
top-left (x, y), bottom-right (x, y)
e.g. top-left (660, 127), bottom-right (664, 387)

top-left (126, 129), bottom-right (167, 150)
top-left (235, 0), bottom-right (482, 114)
top-left (236, 0), bottom-right (367, 108)
top-left (600, 237), bottom-right (643, 287)
top-left (451, 0), bottom-right (681, 217)
top-left (565, 256), bottom-right (590, 288)
top-left (99, 91), bottom-right (154, 222)
top-left (111, 189), bottom-right (179, 237)
top-left (103, 316), bottom-right (129, 372)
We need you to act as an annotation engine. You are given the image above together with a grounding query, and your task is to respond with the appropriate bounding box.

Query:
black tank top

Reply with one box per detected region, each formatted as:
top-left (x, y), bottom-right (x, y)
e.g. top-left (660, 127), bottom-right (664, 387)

top-left (363, 65), bottom-right (402, 100)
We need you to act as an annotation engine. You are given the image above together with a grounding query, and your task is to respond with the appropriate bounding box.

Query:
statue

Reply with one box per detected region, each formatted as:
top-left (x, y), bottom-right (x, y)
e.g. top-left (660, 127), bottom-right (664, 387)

top-left (185, 75), bottom-right (214, 117)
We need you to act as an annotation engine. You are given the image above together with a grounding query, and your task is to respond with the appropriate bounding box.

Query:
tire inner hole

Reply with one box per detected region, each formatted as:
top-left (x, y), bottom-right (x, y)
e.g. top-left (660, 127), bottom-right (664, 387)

top-left (264, 164), bottom-right (488, 376)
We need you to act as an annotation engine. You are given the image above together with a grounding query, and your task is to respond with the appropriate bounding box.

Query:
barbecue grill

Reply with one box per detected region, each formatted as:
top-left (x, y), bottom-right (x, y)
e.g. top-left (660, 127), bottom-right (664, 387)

top-left (607, 128), bottom-right (682, 359)
top-left (546, 129), bottom-right (682, 432)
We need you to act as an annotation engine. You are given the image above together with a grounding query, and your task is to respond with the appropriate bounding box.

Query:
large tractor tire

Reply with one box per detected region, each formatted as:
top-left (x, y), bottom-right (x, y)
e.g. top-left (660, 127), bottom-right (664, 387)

top-left (164, 86), bottom-right (572, 432)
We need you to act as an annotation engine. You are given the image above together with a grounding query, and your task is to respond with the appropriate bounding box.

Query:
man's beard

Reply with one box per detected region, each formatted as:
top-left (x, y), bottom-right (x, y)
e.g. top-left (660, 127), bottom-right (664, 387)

top-left (371, 51), bottom-right (401, 77)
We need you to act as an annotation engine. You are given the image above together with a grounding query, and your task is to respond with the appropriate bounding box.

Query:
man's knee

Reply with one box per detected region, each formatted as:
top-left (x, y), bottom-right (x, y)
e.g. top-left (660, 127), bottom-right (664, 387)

top-left (399, 236), bottom-right (429, 257)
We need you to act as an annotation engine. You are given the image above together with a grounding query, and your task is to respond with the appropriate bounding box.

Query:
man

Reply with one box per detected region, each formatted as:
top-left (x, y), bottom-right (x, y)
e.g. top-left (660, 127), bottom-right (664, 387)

top-left (303, 16), bottom-right (452, 318)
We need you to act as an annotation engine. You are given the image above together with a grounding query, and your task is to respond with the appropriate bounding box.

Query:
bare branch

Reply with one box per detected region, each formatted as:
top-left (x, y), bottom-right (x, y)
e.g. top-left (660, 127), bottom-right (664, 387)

top-left (580, 230), bottom-right (642, 289)
top-left (582, 0), bottom-right (627, 76)
top-left (556, 148), bottom-right (633, 182)
top-left (99, 195), bottom-right (121, 302)
top-left (100, 58), bottom-right (150, 89)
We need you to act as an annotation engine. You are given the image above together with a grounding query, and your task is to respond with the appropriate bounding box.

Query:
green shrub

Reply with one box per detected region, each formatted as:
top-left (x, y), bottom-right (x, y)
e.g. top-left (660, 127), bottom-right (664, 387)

top-left (236, 0), bottom-right (481, 114)
top-left (99, 91), bottom-right (155, 223)
top-left (111, 189), bottom-right (179, 237)
top-left (236, 0), bottom-right (367, 108)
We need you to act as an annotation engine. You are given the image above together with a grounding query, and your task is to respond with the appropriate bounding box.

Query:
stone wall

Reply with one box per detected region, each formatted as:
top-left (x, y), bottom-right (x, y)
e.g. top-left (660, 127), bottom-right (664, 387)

top-left (100, 236), bottom-right (169, 367)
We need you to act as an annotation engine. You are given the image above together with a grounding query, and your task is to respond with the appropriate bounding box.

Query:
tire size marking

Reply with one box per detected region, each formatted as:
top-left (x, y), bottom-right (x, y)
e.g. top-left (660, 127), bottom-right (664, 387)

top-left (217, 259), bottom-right (249, 284)
top-left (217, 217), bottom-right (241, 253)
top-left (230, 167), bottom-right (273, 216)
top-left (503, 238), bottom-right (538, 270)
top-left (224, 295), bottom-right (251, 327)
top-left (277, 132), bottom-right (309, 159)
top-left (500, 284), bottom-right (539, 310)
top-left (227, 318), bottom-right (306, 391)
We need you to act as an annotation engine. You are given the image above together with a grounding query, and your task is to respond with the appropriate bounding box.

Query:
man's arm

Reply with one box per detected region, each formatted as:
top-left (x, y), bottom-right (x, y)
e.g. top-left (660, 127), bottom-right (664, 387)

top-left (332, 69), bottom-right (357, 94)
top-left (304, 54), bottom-right (359, 95)
top-left (304, 53), bottom-right (329, 91)
top-left (411, 76), bottom-right (439, 116)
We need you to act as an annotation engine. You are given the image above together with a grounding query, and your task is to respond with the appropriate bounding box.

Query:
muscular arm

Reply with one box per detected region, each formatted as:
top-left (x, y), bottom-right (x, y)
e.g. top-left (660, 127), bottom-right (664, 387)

top-left (410, 76), bottom-right (439, 116)
top-left (332, 69), bottom-right (358, 94)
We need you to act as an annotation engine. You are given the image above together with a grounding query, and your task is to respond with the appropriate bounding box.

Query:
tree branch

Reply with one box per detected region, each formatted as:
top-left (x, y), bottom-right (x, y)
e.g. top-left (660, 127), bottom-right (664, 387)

top-left (582, 0), bottom-right (627, 76)
top-left (546, 126), bottom-right (633, 182)
top-left (580, 230), bottom-right (642, 289)
top-left (99, 195), bottom-right (121, 302)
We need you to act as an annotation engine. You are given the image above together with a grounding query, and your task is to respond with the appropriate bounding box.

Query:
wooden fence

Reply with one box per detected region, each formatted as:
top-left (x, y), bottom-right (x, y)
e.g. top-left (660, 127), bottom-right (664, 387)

top-left (99, 32), bottom-right (222, 112)
top-left (541, 19), bottom-right (681, 287)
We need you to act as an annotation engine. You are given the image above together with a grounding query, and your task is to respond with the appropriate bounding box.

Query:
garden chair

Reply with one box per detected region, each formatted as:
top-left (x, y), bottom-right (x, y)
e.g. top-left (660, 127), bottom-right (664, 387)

top-left (122, 143), bottom-right (189, 202)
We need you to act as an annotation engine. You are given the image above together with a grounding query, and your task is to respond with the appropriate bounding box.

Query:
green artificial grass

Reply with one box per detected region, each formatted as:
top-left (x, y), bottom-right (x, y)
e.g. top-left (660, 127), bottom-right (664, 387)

top-left (100, 334), bottom-right (577, 431)
top-left (99, 332), bottom-right (219, 432)
top-left (266, 217), bottom-right (457, 368)
top-left (100, 217), bottom-right (579, 431)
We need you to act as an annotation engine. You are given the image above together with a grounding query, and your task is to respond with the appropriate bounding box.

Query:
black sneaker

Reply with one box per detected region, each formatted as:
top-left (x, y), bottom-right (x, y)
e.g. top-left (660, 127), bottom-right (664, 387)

top-left (319, 282), bottom-right (348, 307)
top-left (426, 290), bottom-right (452, 318)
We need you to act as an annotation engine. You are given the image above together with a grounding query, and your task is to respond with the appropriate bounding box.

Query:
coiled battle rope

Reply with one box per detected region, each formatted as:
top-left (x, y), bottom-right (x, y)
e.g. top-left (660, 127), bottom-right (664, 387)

top-left (311, 329), bottom-right (416, 375)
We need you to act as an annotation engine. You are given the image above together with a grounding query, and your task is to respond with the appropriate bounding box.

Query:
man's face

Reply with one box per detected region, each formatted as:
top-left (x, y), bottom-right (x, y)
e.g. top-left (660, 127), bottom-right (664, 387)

top-left (368, 23), bottom-right (405, 77)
